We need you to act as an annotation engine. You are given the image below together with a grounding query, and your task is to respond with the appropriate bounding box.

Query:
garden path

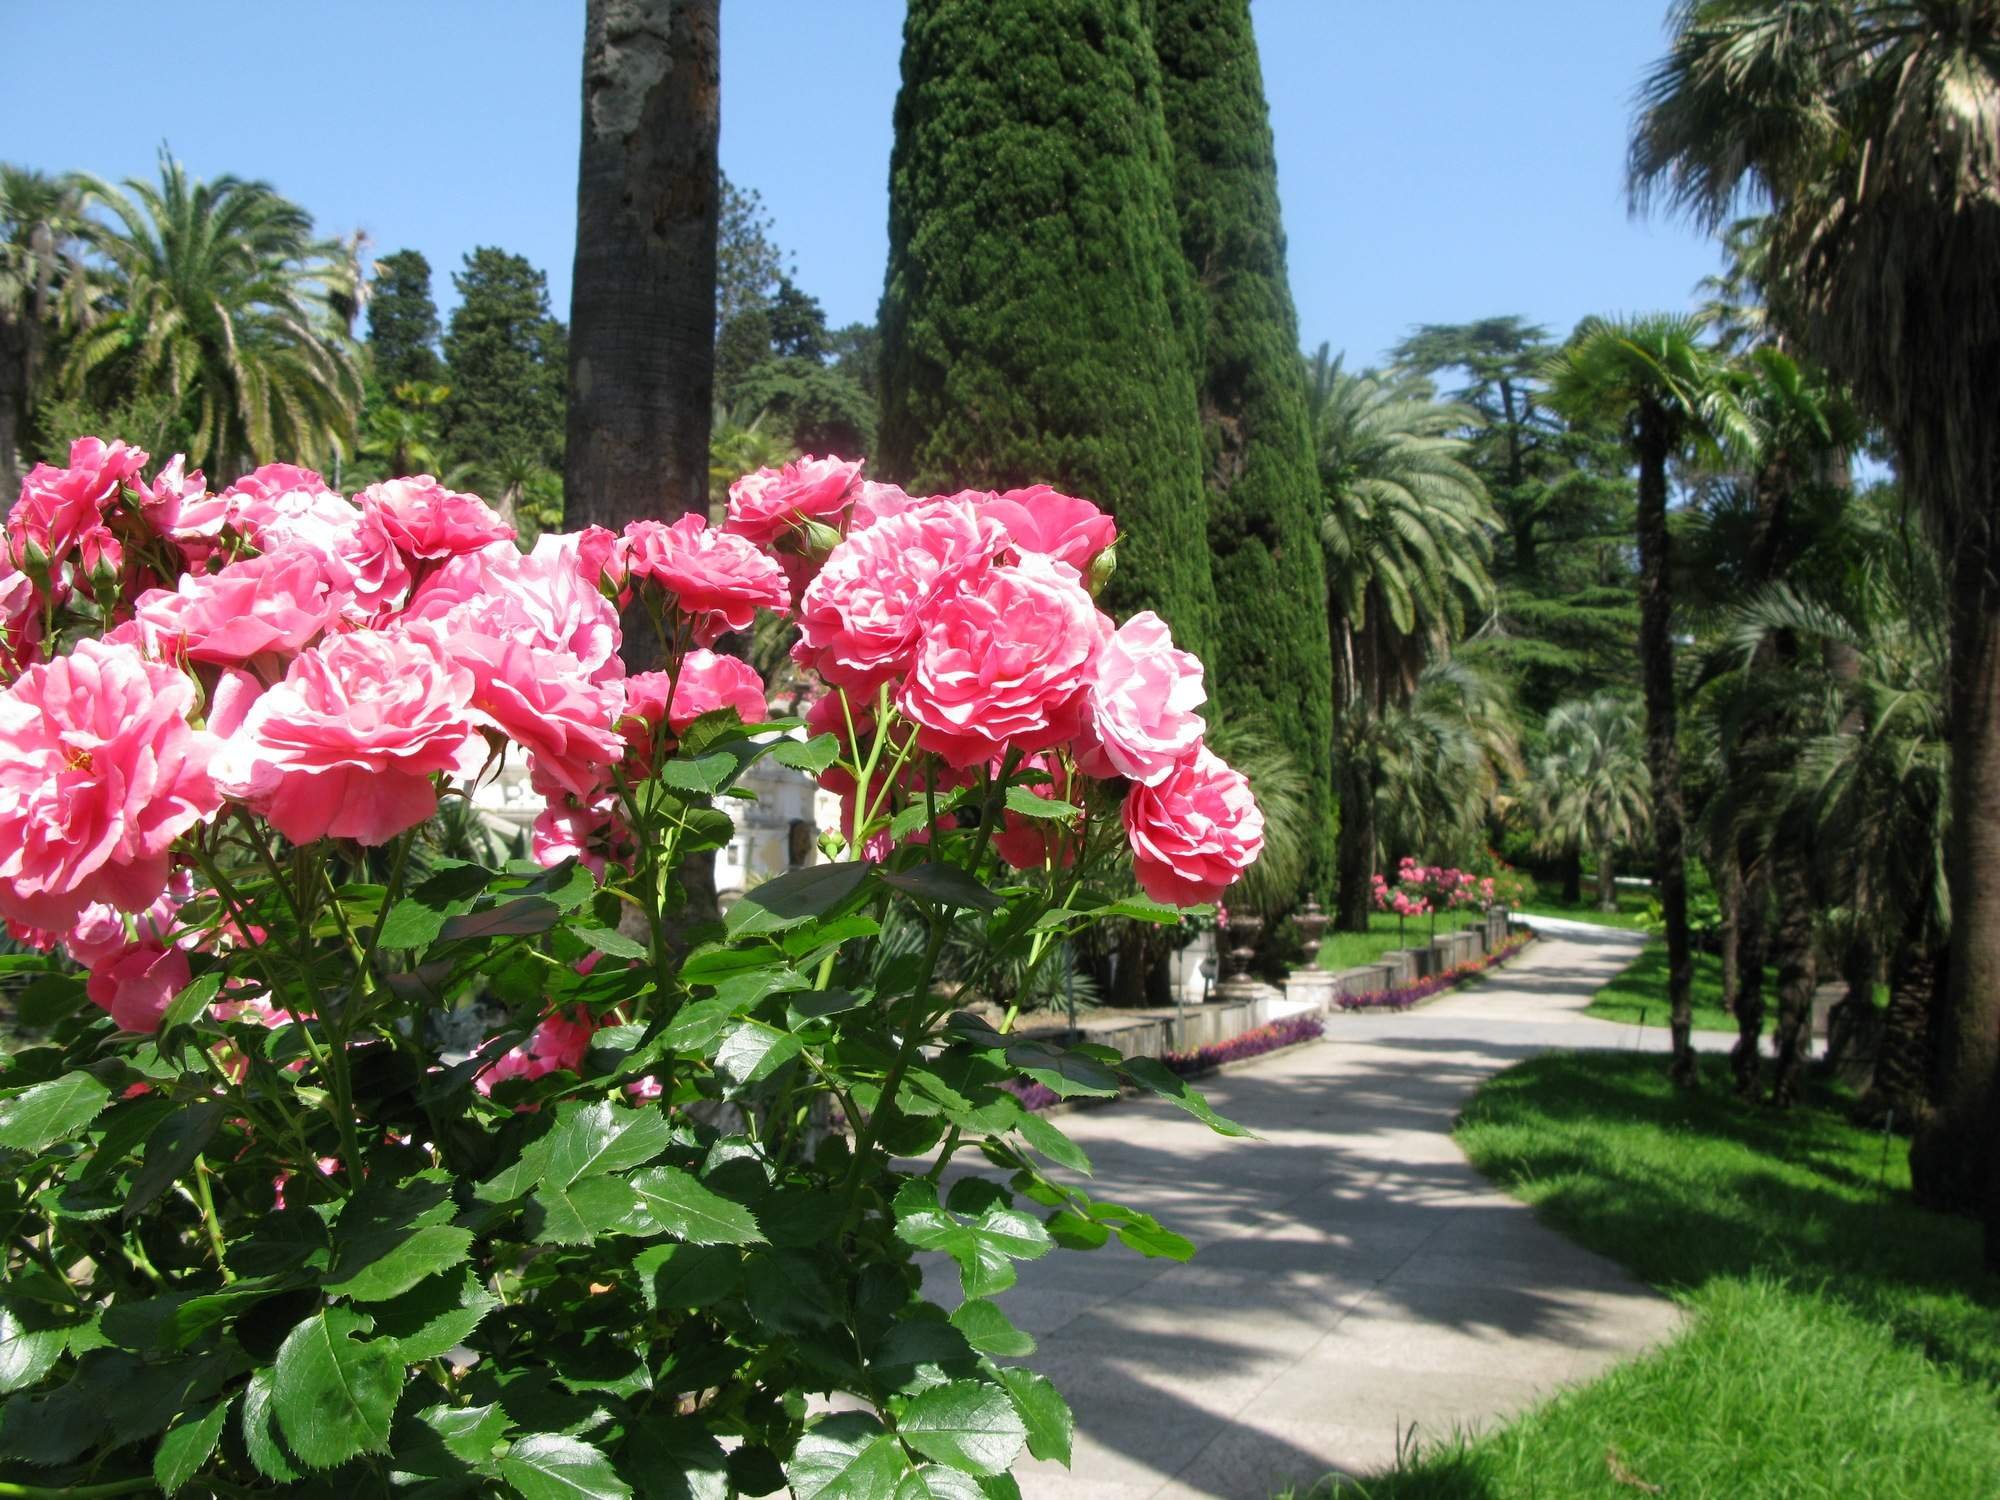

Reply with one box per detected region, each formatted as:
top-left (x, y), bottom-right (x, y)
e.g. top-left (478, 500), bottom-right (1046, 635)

top-left (959, 920), bottom-right (1711, 1500)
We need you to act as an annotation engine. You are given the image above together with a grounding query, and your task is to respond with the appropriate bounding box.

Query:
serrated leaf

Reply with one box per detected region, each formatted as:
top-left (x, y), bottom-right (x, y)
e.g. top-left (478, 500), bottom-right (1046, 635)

top-left (570, 922), bottom-right (648, 959)
top-left (1101, 896), bottom-right (1188, 925)
top-left (1119, 1056), bottom-right (1253, 1138)
top-left (632, 1244), bottom-right (741, 1310)
top-left (787, 1412), bottom-right (909, 1500)
top-left (622, 1417), bottom-right (731, 1500)
top-left (948, 1299), bottom-right (1034, 1358)
top-left (0, 1071), bottom-right (110, 1153)
top-left (727, 861), bottom-right (872, 936)
top-left (1015, 1111), bottom-right (1091, 1176)
top-left (626, 1165), bottom-right (765, 1244)
top-left (769, 734), bottom-right (839, 774)
top-left (1044, 1210), bottom-right (1110, 1251)
top-left (1002, 787), bottom-right (1081, 821)
top-left (369, 1270), bottom-right (499, 1363)
top-left (159, 971), bottom-right (224, 1036)
top-left (996, 1367), bottom-right (1072, 1465)
top-left (529, 1174), bottom-right (641, 1245)
top-left (241, 1366), bottom-right (302, 1483)
top-left (898, 1380), bottom-right (1026, 1476)
top-left (271, 1306), bottom-right (400, 1467)
top-left (1004, 1042), bottom-right (1119, 1100)
top-left (713, 1019), bottom-right (801, 1092)
top-left (154, 1397), bottom-right (229, 1494)
top-left (497, 1432), bottom-right (632, 1499)
top-left (541, 1100), bottom-right (672, 1186)
top-left (124, 1099), bottom-right (225, 1219)
top-left (660, 751), bottom-right (740, 794)
top-left (324, 1224), bottom-right (473, 1302)
top-left (897, 1465), bottom-right (991, 1500)
top-left (416, 1400), bottom-right (509, 1466)
top-left (879, 863), bottom-right (1002, 912)
top-left (440, 896), bottom-right (560, 942)
top-left (0, 1306), bottom-right (66, 1392)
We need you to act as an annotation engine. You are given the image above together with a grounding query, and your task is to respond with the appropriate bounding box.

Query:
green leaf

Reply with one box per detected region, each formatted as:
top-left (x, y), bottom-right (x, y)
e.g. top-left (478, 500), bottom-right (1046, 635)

top-left (241, 1367), bottom-right (302, 1483)
top-left (324, 1223), bottom-right (473, 1302)
top-left (787, 1412), bottom-right (909, 1500)
top-left (632, 1244), bottom-right (741, 1310)
top-left (0, 1306), bottom-right (66, 1393)
top-left (996, 1367), bottom-right (1071, 1465)
top-left (529, 1174), bottom-right (642, 1245)
top-left (726, 861), bottom-right (872, 936)
top-left (0, 1071), bottom-right (110, 1153)
top-left (626, 1165), bottom-right (765, 1245)
top-left (154, 1397), bottom-right (229, 1495)
top-left (541, 1099), bottom-right (672, 1186)
top-left (1005, 1042), bottom-right (1119, 1100)
top-left (369, 1271), bottom-right (500, 1363)
top-left (570, 922), bottom-right (648, 960)
top-left (948, 1299), bottom-right (1034, 1358)
top-left (1119, 1057), bottom-right (1254, 1138)
top-left (497, 1433), bottom-right (632, 1499)
top-left (101, 1282), bottom-right (284, 1353)
top-left (271, 1306), bottom-right (401, 1468)
top-left (416, 1400), bottom-right (509, 1466)
top-left (1101, 896), bottom-right (1188, 925)
top-left (440, 895), bottom-right (560, 942)
top-left (1044, 1210), bottom-right (1110, 1251)
top-left (897, 1466), bottom-right (992, 1500)
top-left (124, 1099), bottom-right (226, 1219)
top-left (1014, 1111), bottom-right (1090, 1176)
top-left (680, 942), bottom-right (788, 984)
top-left (622, 1417), bottom-right (731, 1500)
top-left (1002, 787), bottom-right (1082, 821)
top-left (769, 734), bottom-right (840, 774)
top-left (879, 863), bottom-right (1003, 912)
top-left (714, 1019), bottom-right (802, 1092)
top-left (159, 971), bottom-right (224, 1037)
top-left (898, 1380), bottom-right (1027, 1476)
top-left (660, 750), bottom-right (741, 794)
top-left (782, 913), bottom-right (881, 957)
top-left (1090, 1202), bottom-right (1196, 1261)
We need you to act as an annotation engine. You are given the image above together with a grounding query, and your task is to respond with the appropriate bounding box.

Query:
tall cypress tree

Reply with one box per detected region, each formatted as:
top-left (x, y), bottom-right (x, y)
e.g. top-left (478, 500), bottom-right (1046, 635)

top-left (366, 250), bottom-right (442, 390)
top-left (878, 0), bottom-right (1217, 665)
top-left (1152, 0), bottom-right (1335, 899)
top-left (442, 247), bottom-right (567, 471)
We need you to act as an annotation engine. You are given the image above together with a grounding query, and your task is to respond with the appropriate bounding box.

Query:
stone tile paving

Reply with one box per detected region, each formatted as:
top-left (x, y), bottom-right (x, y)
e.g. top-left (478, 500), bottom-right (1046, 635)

top-left (954, 921), bottom-right (1717, 1500)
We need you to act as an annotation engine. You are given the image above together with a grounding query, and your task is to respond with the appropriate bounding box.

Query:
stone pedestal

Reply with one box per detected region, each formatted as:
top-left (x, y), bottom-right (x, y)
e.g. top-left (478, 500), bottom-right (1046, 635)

top-left (1283, 967), bottom-right (1338, 1011)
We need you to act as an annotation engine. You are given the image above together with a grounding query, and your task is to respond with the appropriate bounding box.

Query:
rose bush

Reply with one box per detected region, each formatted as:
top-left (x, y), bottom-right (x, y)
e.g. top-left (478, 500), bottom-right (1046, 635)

top-left (0, 444), bottom-right (1262, 1496)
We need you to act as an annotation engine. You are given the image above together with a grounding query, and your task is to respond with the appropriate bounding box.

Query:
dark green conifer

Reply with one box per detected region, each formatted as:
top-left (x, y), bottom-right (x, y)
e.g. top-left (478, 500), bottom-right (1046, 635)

top-left (878, 0), bottom-right (1217, 664)
top-left (1153, 0), bottom-right (1336, 897)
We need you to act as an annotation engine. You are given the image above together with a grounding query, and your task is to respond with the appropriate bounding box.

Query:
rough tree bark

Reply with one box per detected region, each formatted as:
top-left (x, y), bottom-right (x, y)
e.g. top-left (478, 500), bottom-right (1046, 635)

top-left (1767, 847), bottom-right (1817, 1107)
top-left (1733, 865), bottom-right (1769, 1099)
top-left (1595, 843), bottom-right (1618, 912)
top-left (566, 0), bottom-right (719, 540)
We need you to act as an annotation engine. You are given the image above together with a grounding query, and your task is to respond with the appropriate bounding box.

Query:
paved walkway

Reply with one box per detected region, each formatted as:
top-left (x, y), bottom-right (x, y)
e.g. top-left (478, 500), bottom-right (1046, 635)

top-left (963, 920), bottom-right (1697, 1500)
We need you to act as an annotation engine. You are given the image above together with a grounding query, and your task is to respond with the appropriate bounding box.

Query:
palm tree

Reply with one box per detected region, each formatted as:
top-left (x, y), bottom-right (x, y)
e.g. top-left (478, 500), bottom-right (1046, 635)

top-left (0, 166), bottom-right (97, 497)
top-left (1521, 693), bottom-right (1651, 913)
top-left (1544, 315), bottom-right (1739, 1087)
top-left (356, 380), bottom-right (453, 480)
top-left (1372, 658), bottom-right (1522, 869)
top-left (1306, 347), bottom-right (1498, 930)
top-left (60, 154), bottom-right (362, 477)
top-left (1631, 0), bottom-right (2000, 1240)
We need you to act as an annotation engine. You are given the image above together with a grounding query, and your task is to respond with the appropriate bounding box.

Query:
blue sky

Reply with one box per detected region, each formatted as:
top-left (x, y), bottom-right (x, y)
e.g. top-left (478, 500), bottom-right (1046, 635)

top-left (2, 2), bottom-right (1721, 370)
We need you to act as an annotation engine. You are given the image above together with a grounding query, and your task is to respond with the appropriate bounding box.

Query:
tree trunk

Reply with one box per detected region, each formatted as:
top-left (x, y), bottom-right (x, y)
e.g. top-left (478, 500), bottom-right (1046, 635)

top-left (1560, 846), bottom-right (1582, 906)
top-left (0, 380), bottom-right (20, 510)
top-left (1767, 848), bottom-right (1817, 1107)
top-left (566, 0), bottom-right (719, 537)
top-left (1718, 854), bottom-right (1742, 1023)
top-left (1861, 904), bottom-right (1942, 1129)
top-left (1595, 843), bottom-right (1618, 912)
top-left (1825, 922), bottom-right (1879, 1074)
top-left (1733, 865), bottom-right (1768, 1098)
top-left (1635, 406), bottom-right (1694, 1086)
top-left (1912, 518), bottom-right (2000, 1265)
top-left (1333, 746), bottom-right (1375, 932)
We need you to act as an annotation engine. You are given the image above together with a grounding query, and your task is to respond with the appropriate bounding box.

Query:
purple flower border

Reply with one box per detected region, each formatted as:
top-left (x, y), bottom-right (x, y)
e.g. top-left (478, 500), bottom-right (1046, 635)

top-left (1002, 1014), bottom-right (1327, 1115)
top-left (1333, 930), bottom-right (1536, 1012)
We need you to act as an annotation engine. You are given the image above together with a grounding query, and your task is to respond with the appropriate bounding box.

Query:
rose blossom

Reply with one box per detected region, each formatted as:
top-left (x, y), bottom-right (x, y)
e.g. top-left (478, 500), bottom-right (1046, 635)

top-left (897, 552), bottom-right (1100, 768)
top-left (135, 454), bottom-right (206, 537)
top-left (850, 479), bottom-right (916, 530)
top-left (133, 549), bottom-right (343, 667)
top-left (444, 629), bottom-right (624, 800)
top-left (617, 652), bottom-right (767, 777)
top-left (1074, 610), bottom-right (1207, 786)
top-left (211, 629), bottom-right (485, 846)
top-left (972, 485), bottom-right (1118, 574)
top-left (475, 1007), bottom-right (597, 1097)
top-left (360, 476), bottom-right (514, 562)
top-left (84, 938), bottom-right (191, 1034)
top-left (6, 437), bottom-right (149, 568)
top-left (408, 536), bottom-right (622, 684)
top-left (0, 639), bottom-right (220, 930)
top-left (793, 499), bottom-right (1008, 692)
top-left (724, 455), bottom-right (863, 545)
top-left (1121, 746), bottom-right (1265, 907)
top-left (621, 514), bottom-right (789, 645)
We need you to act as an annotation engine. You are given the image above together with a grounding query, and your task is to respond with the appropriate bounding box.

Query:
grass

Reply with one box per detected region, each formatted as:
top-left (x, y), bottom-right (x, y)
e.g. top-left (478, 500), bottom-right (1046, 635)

top-left (1322, 1052), bottom-right (2000, 1499)
top-left (1584, 941), bottom-right (1738, 1033)
top-left (1314, 912), bottom-right (1454, 972)
top-left (1512, 883), bottom-right (1654, 930)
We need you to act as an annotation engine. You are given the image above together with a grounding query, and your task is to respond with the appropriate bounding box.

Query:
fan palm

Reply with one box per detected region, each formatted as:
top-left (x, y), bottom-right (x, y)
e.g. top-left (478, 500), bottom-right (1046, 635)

top-left (61, 154), bottom-right (362, 478)
top-left (0, 166), bottom-right (98, 497)
top-left (1544, 314), bottom-right (1739, 1086)
top-left (1306, 346), bottom-right (1498, 929)
top-left (1371, 658), bottom-right (1522, 870)
top-left (1631, 0), bottom-right (2000, 1230)
top-left (1521, 693), bottom-right (1651, 913)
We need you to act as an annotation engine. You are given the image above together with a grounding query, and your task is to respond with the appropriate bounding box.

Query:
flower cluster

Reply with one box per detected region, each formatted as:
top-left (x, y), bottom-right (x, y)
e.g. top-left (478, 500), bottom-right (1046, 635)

top-left (1371, 857), bottom-right (1494, 917)
top-left (0, 442), bottom-right (1264, 1040)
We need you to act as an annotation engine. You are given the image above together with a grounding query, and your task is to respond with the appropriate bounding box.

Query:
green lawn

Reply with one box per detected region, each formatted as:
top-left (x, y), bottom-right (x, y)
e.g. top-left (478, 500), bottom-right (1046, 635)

top-left (1512, 883), bottom-right (1654, 931)
top-left (1315, 912), bottom-right (1465, 973)
top-left (1584, 941), bottom-right (1737, 1032)
top-left (1325, 1053), bottom-right (2000, 1498)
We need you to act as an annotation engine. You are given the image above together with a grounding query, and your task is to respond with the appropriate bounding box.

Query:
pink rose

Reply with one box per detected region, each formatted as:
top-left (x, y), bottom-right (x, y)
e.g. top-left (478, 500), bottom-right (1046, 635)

top-left (450, 629), bottom-right (624, 800)
top-left (621, 514), bottom-right (789, 646)
top-left (408, 536), bottom-right (622, 684)
top-left (531, 793), bottom-right (627, 878)
top-left (897, 553), bottom-right (1099, 769)
top-left (220, 462), bottom-right (333, 509)
top-left (0, 555), bottom-right (42, 674)
top-left (133, 550), bottom-right (343, 667)
top-left (723, 455), bottom-right (863, 546)
top-left (974, 485), bottom-right (1118, 574)
top-left (135, 454), bottom-right (206, 538)
top-left (360, 476), bottom-right (514, 561)
top-left (63, 887), bottom-right (181, 970)
top-left (0, 640), bottom-right (220, 930)
top-left (1122, 747), bottom-right (1265, 907)
top-left (211, 629), bottom-right (484, 846)
top-left (850, 479), bottom-right (916, 531)
top-left (475, 1007), bottom-right (598, 1098)
top-left (6, 437), bottom-right (149, 568)
top-left (794, 499), bottom-right (1008, 692)
top-left (1075, 610), bottom-right (1207, 786)
top-left (617, 652), bottom-right (767, 778)
top-left (85, 938), bottom-right (191, 1034)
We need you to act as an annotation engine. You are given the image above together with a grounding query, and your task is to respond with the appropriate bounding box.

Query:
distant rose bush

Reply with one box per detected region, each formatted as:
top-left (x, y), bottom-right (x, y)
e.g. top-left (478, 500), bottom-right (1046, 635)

top-left (0, 442), bottom-right (1261, 1496)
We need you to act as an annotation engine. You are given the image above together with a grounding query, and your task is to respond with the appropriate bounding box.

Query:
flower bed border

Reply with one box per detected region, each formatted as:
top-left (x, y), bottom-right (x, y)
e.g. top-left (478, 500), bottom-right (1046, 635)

top-left (1333, 929), bottom-right (1536, 1012)
top-left (1004, 1013), bottom-right (1327, 1114)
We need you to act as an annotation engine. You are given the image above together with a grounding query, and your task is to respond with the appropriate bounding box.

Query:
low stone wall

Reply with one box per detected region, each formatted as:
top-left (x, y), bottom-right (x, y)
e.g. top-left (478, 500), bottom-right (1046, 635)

top-left (1028, 990), bottom-right (1297, 1064)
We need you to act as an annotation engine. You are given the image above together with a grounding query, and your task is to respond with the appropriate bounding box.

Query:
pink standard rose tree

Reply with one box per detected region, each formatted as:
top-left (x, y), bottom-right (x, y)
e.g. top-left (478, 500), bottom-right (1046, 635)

top-left (0, 443), bottom-right (1259, 1496)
